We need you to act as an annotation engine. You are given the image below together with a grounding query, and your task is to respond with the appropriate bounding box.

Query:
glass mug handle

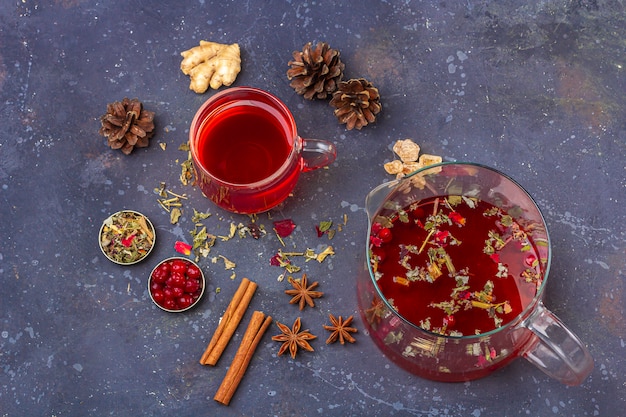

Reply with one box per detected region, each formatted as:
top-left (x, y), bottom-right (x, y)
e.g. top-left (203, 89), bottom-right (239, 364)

top-left (521, 302), bottom-right (594, 385)
top-left (300, 138), bottom-right (337, 172)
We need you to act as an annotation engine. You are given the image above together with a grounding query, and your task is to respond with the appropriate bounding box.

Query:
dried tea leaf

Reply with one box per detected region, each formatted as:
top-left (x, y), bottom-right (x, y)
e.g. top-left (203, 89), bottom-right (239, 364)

top-left (316, 246), bottom-right (335, 262)
top-left (180, 158), bottom-right (194, 186)
top-left (318, 220), bottom-right (333, 233)
top-left (170, 208), bottom-right (182, 224)
top-left (191, 209), bottom-right (211, 223)
top-left (218, 255), bottom-right (236, 270)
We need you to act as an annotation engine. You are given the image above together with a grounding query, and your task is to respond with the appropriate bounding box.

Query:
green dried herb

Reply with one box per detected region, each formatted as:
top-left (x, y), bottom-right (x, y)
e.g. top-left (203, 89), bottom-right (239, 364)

top-left (100, 211), bottom-right (155, 264)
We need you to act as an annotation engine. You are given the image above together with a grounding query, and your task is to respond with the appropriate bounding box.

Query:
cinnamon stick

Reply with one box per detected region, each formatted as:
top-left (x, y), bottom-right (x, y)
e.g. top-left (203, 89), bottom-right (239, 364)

top-left (200, 278), bottom-right (257, 366)
top-left (214, 311), bottom-right (272, 406)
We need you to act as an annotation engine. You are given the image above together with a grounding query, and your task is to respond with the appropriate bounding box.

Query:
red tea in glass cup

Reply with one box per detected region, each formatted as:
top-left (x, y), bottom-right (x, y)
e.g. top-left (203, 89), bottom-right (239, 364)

top-left (357, 163), bottom-right (594, 385)
top-left (189, 87), bottom-right (337, 214)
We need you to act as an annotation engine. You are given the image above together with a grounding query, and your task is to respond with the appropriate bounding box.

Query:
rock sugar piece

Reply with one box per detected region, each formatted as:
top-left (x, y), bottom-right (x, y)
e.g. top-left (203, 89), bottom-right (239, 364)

top-left (384, 138), bottom-right (443, 178)
top-left (180, 41), bottom-right (241, 93)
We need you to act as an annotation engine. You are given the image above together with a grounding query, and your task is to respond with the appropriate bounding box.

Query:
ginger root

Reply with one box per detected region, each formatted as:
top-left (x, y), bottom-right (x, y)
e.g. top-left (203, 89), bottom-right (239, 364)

top-left (180, 41), bottom-right (241, 93)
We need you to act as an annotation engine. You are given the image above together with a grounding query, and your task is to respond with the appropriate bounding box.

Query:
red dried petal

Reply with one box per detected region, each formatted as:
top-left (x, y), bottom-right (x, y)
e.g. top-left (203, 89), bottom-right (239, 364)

top-left (273, 219), bottom-right (296, 238)
top-left (449, 212), bottom-right (466, 226)
top-left (121, 234), bottom-right (136, 247)
top-left (174, 241), bottom-right (192, 256)
top-left (270, 253), bottom-right (283, 266)
top-left (434, 230), bottom-right (449, 244)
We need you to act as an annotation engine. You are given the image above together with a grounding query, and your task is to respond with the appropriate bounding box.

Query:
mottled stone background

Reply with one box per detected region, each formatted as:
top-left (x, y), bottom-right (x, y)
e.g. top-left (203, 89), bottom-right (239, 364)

top-left (1, 1), bottom-right (624, 416)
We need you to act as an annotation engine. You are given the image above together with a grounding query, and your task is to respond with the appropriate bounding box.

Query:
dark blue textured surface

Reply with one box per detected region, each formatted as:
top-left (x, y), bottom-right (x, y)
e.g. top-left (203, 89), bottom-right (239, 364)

top-left (1, 1), bottom-right (624, 416)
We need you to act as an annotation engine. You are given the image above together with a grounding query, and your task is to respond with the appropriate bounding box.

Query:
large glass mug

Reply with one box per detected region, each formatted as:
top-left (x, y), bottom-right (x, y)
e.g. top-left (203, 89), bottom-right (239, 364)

top-left (357, 162), bottom-right (593, 385)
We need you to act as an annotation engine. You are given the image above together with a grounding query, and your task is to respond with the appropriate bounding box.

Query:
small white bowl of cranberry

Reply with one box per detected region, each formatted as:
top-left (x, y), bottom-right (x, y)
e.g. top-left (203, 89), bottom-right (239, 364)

top-left (148, 257), bottom-right (205, 312)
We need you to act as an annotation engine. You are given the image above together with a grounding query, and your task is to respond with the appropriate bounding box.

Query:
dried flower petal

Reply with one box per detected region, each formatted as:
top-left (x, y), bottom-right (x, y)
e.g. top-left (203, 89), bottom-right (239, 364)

top-left (174, 241), bottom-right (192, 256)
top-left (273, 219), bottom-right (296, 238)
top-left (449, 212), bottom-right (466, 226)
top-left (121, 234), bottom-right (136, 248)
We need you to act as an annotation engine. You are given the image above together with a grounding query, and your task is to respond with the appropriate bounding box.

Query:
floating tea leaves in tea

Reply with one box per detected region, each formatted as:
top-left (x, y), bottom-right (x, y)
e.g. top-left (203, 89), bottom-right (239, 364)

top-left (370, 196), bottom-right (545, 336)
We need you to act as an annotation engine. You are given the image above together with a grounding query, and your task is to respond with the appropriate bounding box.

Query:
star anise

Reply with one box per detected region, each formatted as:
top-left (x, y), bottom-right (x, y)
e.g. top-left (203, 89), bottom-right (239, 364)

top-left (271, 317), bottom-right (317, 359)
top-left (284, 274), bottom-right (323, 310)
top-left (323, 314), bottom-right (357, 345)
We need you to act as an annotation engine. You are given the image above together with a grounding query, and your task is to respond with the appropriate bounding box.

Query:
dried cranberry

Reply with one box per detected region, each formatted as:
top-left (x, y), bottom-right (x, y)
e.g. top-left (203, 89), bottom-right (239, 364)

top-left (157, 262), bottom-right (171, 275)
top-left (162, 299), bottom-right (177, 310)
top-left (177, 295), bottom-right (193, 309)
top-left (378, 227), bottom-right (392, 243)
top-left (151, 290), bottom-right (165, 304)
top-left (151, 268), bottom-right (168, 284)
top-left (186, 264), bottom-right (201, 280)
top-left (168, 272), bottom-right (186, 288)
top-left (184, 279), bottom-right (200, 294)
top-left (171, 259), bottom-right (188, 274)
top-left (163, 287), bottom-right (175, 301)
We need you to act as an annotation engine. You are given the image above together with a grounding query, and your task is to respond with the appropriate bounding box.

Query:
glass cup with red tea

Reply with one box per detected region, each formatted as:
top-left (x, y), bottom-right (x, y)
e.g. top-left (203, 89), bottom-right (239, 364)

top-left (189, 86), bottom-right (337, 214)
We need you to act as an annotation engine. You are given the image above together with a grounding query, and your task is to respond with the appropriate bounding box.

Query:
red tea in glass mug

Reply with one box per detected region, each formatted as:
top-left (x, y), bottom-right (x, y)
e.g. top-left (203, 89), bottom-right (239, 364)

top-left (358, 163), bottom-right (593, 385)
top-left (371, 197), bottom-right (542, 338)
top-left (189, 87), bottom-right (337, 214)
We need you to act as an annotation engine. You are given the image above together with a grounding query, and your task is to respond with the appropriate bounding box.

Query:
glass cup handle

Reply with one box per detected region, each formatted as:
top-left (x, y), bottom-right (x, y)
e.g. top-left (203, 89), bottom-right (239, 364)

top-left (300, 138), bottom-right (337, 172)
top-left (521, 302), bottom-right (594, 385)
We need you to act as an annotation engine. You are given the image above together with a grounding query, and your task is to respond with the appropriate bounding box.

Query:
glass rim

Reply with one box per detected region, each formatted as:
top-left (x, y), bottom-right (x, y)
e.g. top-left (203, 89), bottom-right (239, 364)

top-left (366, 161), bottom-right (552, 340)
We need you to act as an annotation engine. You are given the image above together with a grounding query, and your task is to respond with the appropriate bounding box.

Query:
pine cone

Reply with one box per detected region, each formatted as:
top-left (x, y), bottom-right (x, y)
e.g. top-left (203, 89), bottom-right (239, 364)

top-left (99, 98), bottom-right (155, 155)
top-left (287, 42), bottom-right (345, 100)
top-left (330, 78), bottom-right (382, 130)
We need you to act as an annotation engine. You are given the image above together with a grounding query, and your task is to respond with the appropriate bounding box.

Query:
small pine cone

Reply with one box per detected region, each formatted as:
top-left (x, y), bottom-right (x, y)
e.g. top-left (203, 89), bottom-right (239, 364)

top-left (330, 78), bottom-right (382, 130)
top-left (98, 98), bottom-right (155, 155)
top-left (287, 42), bottom-right (345, 100)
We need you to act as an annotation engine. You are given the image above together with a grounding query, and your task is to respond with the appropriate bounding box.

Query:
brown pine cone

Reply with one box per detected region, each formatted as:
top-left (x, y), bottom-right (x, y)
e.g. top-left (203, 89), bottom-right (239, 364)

top-left (287, 42), bottom-right (345, 100)
top-left (330, 78), bottom-right (382, 130)
top-left (98, 98), bottom-right (155, 155)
